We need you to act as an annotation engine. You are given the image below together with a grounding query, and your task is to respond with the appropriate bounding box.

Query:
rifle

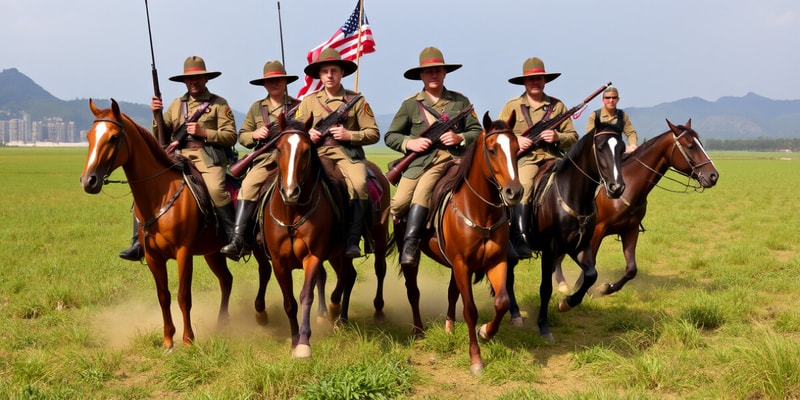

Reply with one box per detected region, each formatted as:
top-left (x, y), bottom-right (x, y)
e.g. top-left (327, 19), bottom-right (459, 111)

top-left (163, 101), bottom-right (214, 155)
top-left (228, 103), bottom-right (299, 179)
top-left (517, 81), bottom-right (612, 158)
top-left (384, 104), bottom-right (474, 186)
top-left (144, 0), bottom-right (168, 147)
top-left (314, 94), bottom-right (363, 137)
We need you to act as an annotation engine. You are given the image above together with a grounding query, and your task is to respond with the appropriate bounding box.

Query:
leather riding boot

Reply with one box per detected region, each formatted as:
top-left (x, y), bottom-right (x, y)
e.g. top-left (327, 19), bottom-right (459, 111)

top-left (215, 203), bottom-right (237, 244)
top-left (400, 204), bottom-right (429, 266)
top-left (510, 203), bottom-right (533, 259)
top-left (345, 199), bottom-right (365, 258)
top-left (221, 200), bottom-right (257, 260)
top-left (119, 216), bottom-right (144, 261)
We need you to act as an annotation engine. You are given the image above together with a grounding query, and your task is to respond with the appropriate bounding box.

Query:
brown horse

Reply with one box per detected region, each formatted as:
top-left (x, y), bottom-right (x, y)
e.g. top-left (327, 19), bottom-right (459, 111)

top-left (507, 127), bottom-right (626, 341)
top-left (260, 114), bottom-right (390, 358)
top-left (549, 119), bottom-right (719, 296)
top-left (79, 99), bottom-right (264, 349)
top-left (395, 112), bottom-right (523, 375)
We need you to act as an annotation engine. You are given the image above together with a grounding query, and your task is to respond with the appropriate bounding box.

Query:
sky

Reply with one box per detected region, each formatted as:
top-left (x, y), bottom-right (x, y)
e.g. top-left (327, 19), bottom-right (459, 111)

top-left (2, 0), bottom-right (799, 120)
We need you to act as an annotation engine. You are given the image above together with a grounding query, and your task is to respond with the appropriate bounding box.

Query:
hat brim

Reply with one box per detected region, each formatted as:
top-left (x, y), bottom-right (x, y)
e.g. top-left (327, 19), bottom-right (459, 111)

top-left (303, 60), bottom-right (358, 79)
top-left (508, 72), bottom-right (560, 85)
top-left (169, 71), bottom-right (222, 82)
top-left (249, 75), bottom-right (299, 86)
top-left (403, 64), bottom-right (462, 80)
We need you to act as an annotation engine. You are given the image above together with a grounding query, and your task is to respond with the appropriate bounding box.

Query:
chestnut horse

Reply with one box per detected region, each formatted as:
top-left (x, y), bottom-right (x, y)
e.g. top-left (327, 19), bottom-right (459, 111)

top-left (79, 99), bottom-right (268, 349)
top-left (261, 114), bottom-right (390, 358)
top-left (507, 128), bottom-right (626, 341)
top-left (395, 112), bottom-right (523, 375)
top-left (548, 119), bottom-right (719, 296)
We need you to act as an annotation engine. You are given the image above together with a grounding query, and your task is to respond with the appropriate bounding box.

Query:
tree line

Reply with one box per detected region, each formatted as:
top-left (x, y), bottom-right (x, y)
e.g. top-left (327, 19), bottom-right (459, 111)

top-left (701, 138), bottom-right (800, 152)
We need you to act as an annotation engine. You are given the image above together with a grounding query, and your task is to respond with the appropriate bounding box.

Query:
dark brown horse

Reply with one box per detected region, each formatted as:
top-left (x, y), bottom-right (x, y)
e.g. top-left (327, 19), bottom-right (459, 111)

top-left (507, 127), bottom-right (626, 341)
top-left (79, 99), bottom-right (266, 349)
top-left (549, 119), bottom-right (719, 296)
top-left (260, 114), bottom-right (390, 358)
top-left (396, 112), bottom-right (523, 375)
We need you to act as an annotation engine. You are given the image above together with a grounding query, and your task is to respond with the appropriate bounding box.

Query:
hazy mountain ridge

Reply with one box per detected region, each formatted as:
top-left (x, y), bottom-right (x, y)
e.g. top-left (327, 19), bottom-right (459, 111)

top-left (1, 67), bottom-right (798, 140)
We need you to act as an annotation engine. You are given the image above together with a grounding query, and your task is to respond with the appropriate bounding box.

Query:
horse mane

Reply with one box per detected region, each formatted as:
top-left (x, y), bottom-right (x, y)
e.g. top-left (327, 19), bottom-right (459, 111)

top-left (554, 130), bottom-right (595, 173)
top-left (118, 112), bottom-right (182, 168)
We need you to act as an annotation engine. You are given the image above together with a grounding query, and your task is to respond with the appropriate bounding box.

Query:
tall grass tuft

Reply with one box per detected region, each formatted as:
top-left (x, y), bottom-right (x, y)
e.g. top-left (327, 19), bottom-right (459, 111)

top-left (726, 328), bottom-right (800, 399)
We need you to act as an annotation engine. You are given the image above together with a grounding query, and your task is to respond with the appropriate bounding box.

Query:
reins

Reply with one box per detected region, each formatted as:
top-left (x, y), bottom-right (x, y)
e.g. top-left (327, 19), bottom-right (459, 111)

top-left (631, 128), bottom-right (712, 194)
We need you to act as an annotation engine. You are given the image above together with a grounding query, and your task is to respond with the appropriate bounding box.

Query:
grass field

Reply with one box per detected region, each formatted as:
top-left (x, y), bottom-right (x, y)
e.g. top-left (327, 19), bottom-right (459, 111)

top-left (1, 146), bottom-right (799, 399)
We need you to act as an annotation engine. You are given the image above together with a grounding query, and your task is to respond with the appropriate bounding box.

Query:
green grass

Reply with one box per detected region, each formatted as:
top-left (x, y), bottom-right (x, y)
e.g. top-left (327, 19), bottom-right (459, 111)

top-left (1, 147), bottom-right (799, 399)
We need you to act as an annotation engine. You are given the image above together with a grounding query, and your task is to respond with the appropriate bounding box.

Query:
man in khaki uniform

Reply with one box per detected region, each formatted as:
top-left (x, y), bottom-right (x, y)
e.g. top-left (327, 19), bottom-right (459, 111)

top-left (384, 46), bottom-right (481, 266)
top-left (499, 57), bottom-right (578, 259)
top-left (119, 56), bottom-right (237, 261)
top-left (294, 47), bottom-right (380, 258)
top-left (221, 60), bottom-right (300, 261)
top-left (585, 86), bottom-right (638, 152)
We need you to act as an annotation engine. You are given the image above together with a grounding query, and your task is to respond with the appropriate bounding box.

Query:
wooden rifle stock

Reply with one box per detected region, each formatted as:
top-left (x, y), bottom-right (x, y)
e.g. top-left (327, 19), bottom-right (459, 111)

top-left (384, 104), bottom-right (474, 186)
top-left (517, 82), bottom-right (611, 158)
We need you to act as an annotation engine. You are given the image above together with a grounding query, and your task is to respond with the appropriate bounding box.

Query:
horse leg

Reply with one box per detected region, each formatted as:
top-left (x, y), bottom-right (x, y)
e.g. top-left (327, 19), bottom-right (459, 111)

top-left (316, 266), bottom-right (329, 323)
top-left (273, 260), bottom-right (300, 354)
top-left (294, 256), bottom-right (323, 358)
top-left (506, 257), bottom-right (523, 326)
top-left (335, 258), bottom-right (357, 325)
top-left (451, 264), bottom-right (484, 375)
top-left (445, 271), bottom-right (459, 333)
top-left (480, 262), bottom-right (510, 341)
top-left (327, 261), bottom-right (344, 322)
top-left (147, 254), bottom-right (176, 350)
top-left (560, 248), bottom-right (598, 312)
top-left (203, 252), bottom-right (233, 326)
top-left (601, 229), bottom-right (639, 295)
top-left (372, 226), bottom-right (387, 321)
top-left (253, 247), bottom-right (272, 325)
top-left (174, 251), bottom-right (195, 346)
top-left (552, 254), bottom-right (571, 294)
top-left (400, 260), bottom-right (424, 339)
top-left (537, 252), bottom-right (556, 341)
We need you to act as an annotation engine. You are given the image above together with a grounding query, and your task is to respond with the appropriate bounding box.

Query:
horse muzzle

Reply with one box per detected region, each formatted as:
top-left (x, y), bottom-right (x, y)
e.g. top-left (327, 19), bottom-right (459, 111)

top-left (500, 184), bottom-right (523, 207)
top-left (80, 171), bottom-right (104, 194)
top-left (604, 181), bottom-right (626, 199)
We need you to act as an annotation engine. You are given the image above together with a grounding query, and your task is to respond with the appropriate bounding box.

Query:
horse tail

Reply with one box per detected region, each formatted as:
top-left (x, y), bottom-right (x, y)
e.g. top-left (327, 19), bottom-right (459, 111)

top-left (386, 230), bottom-right (397, 257)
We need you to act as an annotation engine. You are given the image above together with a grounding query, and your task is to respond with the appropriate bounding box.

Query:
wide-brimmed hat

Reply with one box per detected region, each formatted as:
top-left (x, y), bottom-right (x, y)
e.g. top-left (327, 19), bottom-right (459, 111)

top-left (508, 57), bottom-right (560, 85)
top-left (169, 56), bottom-right (221, 82)
top-left (403, 47), bottom-right (462, 80)
top-left (249, 60), bottom-right (299, 86)
top-left (303, 48), bottom-right (358, 79)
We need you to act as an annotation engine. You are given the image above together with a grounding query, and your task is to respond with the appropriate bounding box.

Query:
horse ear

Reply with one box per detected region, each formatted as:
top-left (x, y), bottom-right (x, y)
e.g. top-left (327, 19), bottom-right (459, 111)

top-left (110, 98), bottom-right (122, 120)
top-left (482, 111), bottom-right (492, 130)
top-left (89, 98), bottom-right (100, 116)
top-left (278, 112), bottom-right (287, 130)
top-left (685, 119), bottom-right (692, 128)
top-left (304, 115), bottom-right (313, 132)
top-left (506, 110), bottom-right (516, 130)
top-left (666, 118), bottom-right (678, 133)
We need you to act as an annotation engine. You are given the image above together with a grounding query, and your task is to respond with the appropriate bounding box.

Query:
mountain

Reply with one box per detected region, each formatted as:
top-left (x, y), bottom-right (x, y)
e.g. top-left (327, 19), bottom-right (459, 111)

top-left (1, 68), bottom-right (798, 141)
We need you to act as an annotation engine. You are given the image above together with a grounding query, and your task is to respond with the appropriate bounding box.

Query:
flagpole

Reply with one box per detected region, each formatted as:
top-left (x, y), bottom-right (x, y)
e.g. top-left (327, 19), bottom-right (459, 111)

top-left (354, 0), bottom-right (364, 92)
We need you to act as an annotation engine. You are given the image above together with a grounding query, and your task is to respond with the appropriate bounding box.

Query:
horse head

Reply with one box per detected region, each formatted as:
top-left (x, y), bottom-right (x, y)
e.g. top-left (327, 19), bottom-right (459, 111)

top-left (480, 111), bottom-right (523, 206)
top-left (666, 119), bottom-right (719, 188)
top-left (275, 113), bottom-right (315, 205)
top-left (592, 129), bottom-right (626, 199)
top-left (80, 98), bottom-right (130, 194)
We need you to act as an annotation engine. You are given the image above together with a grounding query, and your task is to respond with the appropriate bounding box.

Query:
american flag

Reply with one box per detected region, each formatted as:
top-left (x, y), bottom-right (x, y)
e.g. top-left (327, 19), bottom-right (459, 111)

top-left (296, 1), bottom-right (376, 98)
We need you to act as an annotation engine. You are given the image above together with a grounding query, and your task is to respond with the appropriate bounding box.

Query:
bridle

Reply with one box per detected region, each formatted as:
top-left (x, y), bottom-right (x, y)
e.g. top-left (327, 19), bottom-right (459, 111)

top-left (633, 127), bottom-right (714, 192)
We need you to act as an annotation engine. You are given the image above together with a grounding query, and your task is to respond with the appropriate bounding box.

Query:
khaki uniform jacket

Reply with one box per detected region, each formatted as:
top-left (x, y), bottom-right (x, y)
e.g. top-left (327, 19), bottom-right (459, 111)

top-left (384, 88), bottom-right (481, 180)
top-left (585, 108), bottom-right (638, 147)
top-left (499, 93), bottom-right (578, 164)
top-left (239, 96), bottom-right (300, 161)
top-left (294, 87), bottom-right (379, 161)
top-left (158, 89), bottom-right (238, 167)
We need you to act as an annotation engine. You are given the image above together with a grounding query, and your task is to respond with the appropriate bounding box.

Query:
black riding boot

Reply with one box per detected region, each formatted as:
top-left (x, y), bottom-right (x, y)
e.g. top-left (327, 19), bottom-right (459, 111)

top-left (119, 216), bottom-right (144, 261)
top-left (221, 200), bottom-right (257, 261)
top-left (345, 199), bottom-right (366, 258)
top-left (400, 204), bottom-right (429, 266)
top-left (215, 202), bottom-right (237, 245)
top-left (509, 203), bottom-right (533, 259)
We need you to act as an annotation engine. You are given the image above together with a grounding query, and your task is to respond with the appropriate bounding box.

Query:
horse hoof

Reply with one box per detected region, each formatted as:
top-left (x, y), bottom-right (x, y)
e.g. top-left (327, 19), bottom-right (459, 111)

top-left (599, 282), bottom-right (612, 296)
top-left (255, 311), bottom-right (269, 326)
top-left (470, 362), bottom-right (485, 376)
top-left (478, 324), bottom-right (490, 340)
top-left (444, 318), bottom-right (455, 333)
top-left (557, 282), bottom-right (570, 294)
top-left (510, 316), bottom-right (524, 327)
top-left (292, 344), bottom-right (312, 359)
top-left (373, 311), bottom-right (385, 323)
top-left (328, 304), bottom-right (342, 320)
top-left (541, 332), bottom-right (556, 342)
top-left (558, 299), bottom-right (572, 312)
